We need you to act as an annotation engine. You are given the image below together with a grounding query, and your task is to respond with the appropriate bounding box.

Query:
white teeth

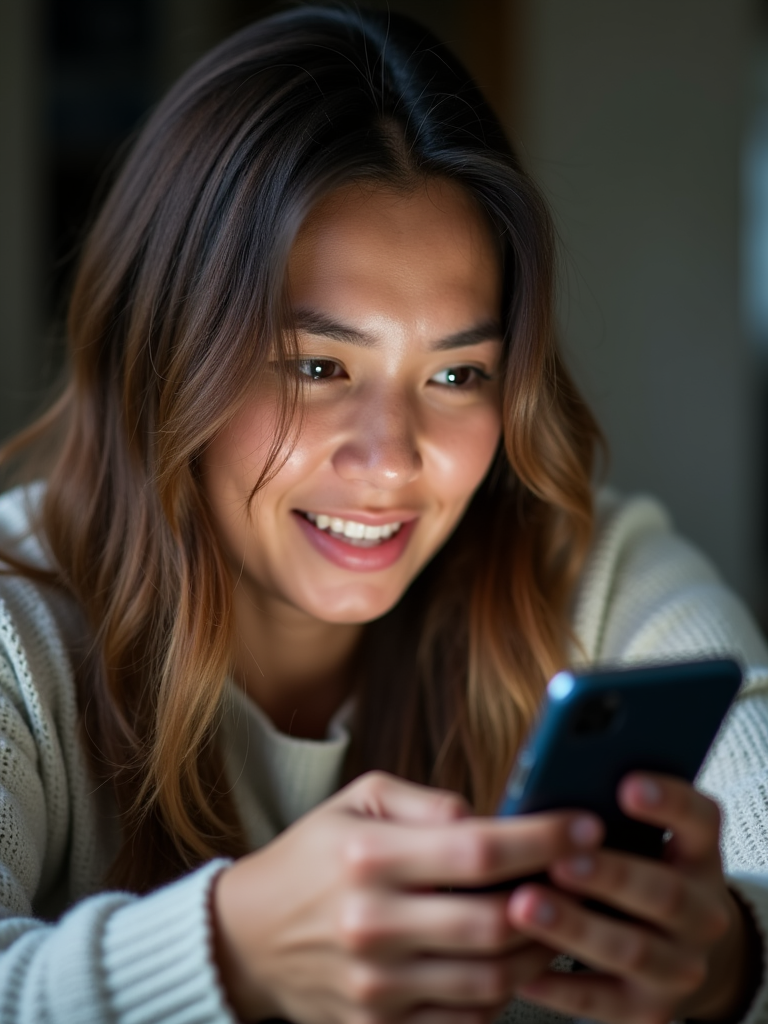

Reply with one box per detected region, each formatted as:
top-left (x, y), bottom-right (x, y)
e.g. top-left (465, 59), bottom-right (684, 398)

top-left (304, 512), bottom-right (403, 543)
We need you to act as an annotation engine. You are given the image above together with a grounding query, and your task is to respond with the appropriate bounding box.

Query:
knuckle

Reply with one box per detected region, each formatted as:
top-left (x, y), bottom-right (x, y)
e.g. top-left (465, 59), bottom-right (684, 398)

top-left (615, 931), bottom-right (653, 973)
top-left (655, 875), bottom-right (686, 919)
top-left (341, 835), bottom-right (381, 882)
top-left (437, 790), bottom-right (472, 820)
top-left (356, 770), bottom-right (390, 801)
top-left (473, 905), bottom-right (510, 948)
top-left (346, 961), bottom-right (389, 1006)
top-left (457, 832), bottom-right (497, 878)
top-left (470, 963), bottom-right (513, 1004)
top-left (338, 893), bottom-right (382, 953)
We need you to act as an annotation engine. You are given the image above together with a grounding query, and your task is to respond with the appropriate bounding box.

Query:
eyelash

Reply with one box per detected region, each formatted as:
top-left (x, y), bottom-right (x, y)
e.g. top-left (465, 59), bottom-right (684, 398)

top-left (294, 359), bottom-right (492, 387)
top-left (296, 359), bottom-right (343, 381)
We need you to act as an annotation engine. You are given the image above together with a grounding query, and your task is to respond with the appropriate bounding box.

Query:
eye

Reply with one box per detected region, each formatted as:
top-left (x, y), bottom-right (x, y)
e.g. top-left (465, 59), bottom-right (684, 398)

top-left (430, 366), bottom-right (488, 388)
top-left (296, 358), bottom-right (342, 381)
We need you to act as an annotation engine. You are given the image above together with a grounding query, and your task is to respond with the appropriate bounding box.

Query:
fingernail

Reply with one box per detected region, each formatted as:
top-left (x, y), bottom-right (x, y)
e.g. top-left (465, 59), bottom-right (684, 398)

top-left (637, 777), bottom-right (662, 805)
top-left (563, 854), bottom-right (594, 877)
top-left (569, 815), bottom-right (602, 847)
top-left (533, 897), bottom-right (557, 926)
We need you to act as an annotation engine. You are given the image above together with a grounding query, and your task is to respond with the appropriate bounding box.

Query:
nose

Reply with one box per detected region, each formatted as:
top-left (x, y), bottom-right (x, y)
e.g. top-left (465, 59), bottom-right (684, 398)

top-left (331, 389), bottom-right (422, 489)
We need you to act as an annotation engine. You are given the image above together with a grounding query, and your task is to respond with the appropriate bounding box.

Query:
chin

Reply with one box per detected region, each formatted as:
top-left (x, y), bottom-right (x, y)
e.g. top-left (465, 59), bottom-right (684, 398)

top-left (301, 584), bottom-right (407, 624)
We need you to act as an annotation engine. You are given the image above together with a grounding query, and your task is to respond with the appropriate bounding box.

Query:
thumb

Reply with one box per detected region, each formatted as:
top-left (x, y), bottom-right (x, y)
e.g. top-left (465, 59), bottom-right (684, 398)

top-left (339, 770), bottom-right (473, 825)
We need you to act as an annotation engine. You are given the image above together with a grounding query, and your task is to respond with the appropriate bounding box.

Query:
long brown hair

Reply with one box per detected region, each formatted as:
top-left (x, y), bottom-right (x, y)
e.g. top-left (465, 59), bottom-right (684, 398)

top-left (1, 5), bottom-right (602, 892)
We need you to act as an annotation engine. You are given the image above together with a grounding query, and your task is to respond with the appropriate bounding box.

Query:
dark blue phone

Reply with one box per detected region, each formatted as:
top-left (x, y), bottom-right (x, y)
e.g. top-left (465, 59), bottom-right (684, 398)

top-left (498, 658), bottom-right (742, 859)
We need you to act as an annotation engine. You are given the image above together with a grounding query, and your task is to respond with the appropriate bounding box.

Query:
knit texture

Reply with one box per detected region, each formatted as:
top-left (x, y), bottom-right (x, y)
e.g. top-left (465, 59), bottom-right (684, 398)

top-left (0, 485), bottom-right (767, 1023)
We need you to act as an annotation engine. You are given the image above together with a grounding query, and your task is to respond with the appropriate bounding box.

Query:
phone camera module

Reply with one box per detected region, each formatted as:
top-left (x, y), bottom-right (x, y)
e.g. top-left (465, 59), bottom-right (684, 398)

top-left (571, 691), bottom-right (621, 735)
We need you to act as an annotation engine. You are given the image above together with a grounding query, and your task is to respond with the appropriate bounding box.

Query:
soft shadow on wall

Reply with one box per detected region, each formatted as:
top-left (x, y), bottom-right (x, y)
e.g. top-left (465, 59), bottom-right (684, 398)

top-left (744, 0), bottom-right (768, 621)
top-left (518, 0), bottom-right (764, 618)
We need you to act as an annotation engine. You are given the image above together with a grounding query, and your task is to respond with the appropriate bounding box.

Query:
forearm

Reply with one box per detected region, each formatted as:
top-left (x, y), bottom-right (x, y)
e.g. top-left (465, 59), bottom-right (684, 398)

top-left (0, 860), bottom-right (234, 1024)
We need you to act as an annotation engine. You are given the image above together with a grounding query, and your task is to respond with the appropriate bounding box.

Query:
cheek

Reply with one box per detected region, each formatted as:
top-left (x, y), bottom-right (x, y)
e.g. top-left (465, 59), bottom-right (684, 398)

top-left (202, 396), bottom-right (332, 527)
top-left (426, 405), bottom-right (502, 501)
top-left (203, 391), bottom-right (291, 501)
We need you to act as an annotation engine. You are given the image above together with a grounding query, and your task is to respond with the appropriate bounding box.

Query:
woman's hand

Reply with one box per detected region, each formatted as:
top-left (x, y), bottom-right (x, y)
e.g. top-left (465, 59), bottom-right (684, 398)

top-left (211, 771), bottom-right (604, 1024)
top-left (507, 773), bottom-right (760, 1024)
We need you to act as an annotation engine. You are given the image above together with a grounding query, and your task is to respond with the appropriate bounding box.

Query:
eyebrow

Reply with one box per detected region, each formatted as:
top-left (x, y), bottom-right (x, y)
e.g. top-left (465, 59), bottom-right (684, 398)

top-left (292, 308), bottom-right (503, 351)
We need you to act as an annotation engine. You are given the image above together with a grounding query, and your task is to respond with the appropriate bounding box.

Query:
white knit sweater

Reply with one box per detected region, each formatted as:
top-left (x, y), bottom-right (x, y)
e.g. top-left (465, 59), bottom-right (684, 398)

top-left (1, 485), bottom-right (768, 1024)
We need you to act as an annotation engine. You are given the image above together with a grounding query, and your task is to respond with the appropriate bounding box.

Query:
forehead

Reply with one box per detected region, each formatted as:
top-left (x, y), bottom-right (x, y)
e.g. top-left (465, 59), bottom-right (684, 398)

top-left (287, 180), bottom-right (502, 332)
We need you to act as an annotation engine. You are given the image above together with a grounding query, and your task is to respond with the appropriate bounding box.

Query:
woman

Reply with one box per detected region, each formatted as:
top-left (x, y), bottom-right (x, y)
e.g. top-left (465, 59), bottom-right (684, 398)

top-left (0, 6), bottom-right (766, 1023)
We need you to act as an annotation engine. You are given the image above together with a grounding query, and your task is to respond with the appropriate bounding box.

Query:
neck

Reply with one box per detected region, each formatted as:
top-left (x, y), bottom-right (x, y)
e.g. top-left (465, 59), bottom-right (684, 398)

top-left (230, 584), bottom-right (363, 740)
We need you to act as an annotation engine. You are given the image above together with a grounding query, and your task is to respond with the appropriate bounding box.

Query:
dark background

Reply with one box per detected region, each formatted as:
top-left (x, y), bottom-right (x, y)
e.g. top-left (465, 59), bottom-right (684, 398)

top-left (2, 0), bottom-right (768, 621)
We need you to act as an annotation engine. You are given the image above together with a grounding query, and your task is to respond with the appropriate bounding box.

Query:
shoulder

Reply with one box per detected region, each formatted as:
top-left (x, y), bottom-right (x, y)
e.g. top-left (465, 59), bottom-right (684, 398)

top-left (0, 486), bottom-right (105, 910)
top-left (0, 482), bottom-right (49, 567)
top-left (571, 490), bottom-right (768, 677)
top-left (0, 484), bottom-right (84, 730)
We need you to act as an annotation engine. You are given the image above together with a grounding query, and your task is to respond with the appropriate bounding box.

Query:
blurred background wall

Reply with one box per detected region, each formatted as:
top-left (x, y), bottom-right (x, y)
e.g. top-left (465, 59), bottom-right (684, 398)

top-left (1, 0), bottom-right (767, 617)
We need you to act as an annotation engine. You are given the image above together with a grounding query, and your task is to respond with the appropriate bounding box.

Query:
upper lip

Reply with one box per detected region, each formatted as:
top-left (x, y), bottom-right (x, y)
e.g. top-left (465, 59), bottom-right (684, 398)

top-left (295, 509), bottom-right (419, 526)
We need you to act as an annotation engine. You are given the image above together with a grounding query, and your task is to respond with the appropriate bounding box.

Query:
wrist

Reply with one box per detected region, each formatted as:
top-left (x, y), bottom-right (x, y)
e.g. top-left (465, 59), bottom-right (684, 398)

top-left (210, 858), bottom-right (280, 1023)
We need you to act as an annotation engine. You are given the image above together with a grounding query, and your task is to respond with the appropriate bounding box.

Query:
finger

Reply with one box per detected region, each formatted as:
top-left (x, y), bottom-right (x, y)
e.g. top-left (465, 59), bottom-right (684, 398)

top-left (508, 885), bottom-right (706, 1000)
top-left (338, 890), bottom-right (536, 955)
top-left (361, 945), bottom-right (555, 1012)
top-left (339, 812), bottom-right (604, 888)
top-left (617, 774), bottom-right (721, 865)
top-left (401, 944), bottom-right (555, 1007)
top-left (517, 972), bottom-right (671, 1024)
top-left (340, 771), bottom-right (473, 824)
top-left (404, 1005), bottom-right (508, 1024)
top-left (405, 1008), bottom-right (501, 1024)
top-left (548, 849), bottom-right (730, 944)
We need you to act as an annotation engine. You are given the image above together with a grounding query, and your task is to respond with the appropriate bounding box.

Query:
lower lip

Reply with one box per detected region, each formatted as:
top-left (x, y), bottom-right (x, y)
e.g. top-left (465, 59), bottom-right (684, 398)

top-left (292, 513), bottom-right (417, 572)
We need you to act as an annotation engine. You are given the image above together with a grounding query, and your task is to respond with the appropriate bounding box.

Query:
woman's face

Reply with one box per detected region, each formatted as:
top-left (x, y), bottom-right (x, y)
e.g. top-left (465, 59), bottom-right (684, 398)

top-left (203, 179), bottom-right (503, 625)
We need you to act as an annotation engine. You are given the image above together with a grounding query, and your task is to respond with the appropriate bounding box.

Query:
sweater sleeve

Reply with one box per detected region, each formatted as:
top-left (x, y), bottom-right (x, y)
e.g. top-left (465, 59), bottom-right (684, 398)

top-left (0, 860), bottom-right (235, 1024)
top-left (0, 642), bottom-right (237, 1024)
top-left (697, 688), bottom-right (768, 1024)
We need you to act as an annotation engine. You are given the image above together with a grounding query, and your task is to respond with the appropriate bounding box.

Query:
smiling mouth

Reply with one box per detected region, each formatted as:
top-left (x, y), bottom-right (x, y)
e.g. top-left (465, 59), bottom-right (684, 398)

top-left (300, 511), bottom-right (404, 547)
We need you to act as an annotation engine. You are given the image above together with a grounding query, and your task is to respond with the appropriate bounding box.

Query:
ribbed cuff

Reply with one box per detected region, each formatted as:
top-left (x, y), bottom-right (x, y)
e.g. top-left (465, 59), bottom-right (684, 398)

top-left (20, 892), bottom-right (133, 1024)
top-left (102, 858), bottom-right (235, 1024)
top-left (727, 874), bottom-right (768, 1024)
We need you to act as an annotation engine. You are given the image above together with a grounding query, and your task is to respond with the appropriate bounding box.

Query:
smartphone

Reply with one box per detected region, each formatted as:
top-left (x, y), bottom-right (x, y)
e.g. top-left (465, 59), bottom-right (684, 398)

top-left (498, 658), bottom-right (742, 859)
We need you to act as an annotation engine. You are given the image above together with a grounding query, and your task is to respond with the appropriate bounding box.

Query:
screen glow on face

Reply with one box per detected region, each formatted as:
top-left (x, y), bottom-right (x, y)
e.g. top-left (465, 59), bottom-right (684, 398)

top-left (202, 179), bottom-right (504, 628)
